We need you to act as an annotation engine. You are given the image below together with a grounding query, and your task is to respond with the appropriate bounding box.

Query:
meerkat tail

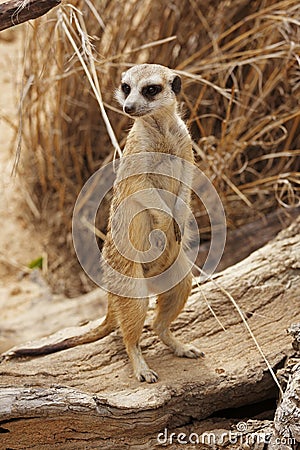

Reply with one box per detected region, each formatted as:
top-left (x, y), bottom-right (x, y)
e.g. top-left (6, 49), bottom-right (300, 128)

top-left (1, 310), bottom-right (117, 360)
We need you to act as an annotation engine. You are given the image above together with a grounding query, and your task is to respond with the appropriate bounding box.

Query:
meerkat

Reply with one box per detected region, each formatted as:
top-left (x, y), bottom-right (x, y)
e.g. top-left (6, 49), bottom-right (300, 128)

top-left (100, 63), bottom-right (203, 382)
top-left (3, 64), bottom-right (203, 382)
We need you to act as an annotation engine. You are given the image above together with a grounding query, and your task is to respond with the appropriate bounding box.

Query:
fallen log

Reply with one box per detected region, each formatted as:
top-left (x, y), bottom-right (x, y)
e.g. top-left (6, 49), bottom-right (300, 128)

top-left (0, 0), bottom-right (60, 32)
top-left (0, 217), bottom-right (300, 449)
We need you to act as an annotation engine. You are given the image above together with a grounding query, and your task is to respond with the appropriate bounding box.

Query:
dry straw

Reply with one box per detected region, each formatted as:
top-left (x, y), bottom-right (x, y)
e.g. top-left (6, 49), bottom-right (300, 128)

top-left (18, 0), bottom-right (300, 294)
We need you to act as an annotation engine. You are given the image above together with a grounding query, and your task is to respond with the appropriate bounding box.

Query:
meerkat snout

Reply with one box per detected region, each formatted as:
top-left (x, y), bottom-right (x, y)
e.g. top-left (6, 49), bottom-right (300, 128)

top-left (124, 104), bottom-right (136, 115)
top-left (116, 63), bottom-right (182, 117)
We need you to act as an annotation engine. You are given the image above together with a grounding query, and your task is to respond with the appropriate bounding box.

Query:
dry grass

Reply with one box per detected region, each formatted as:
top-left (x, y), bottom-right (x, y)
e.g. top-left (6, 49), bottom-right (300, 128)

top-left (17, 0), bottom-right (300, 295)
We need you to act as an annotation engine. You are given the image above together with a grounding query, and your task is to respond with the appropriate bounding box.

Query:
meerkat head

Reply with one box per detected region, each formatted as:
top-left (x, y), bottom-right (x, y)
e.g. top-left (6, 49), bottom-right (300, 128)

top-left (116, 64), bottom-right (181, 118)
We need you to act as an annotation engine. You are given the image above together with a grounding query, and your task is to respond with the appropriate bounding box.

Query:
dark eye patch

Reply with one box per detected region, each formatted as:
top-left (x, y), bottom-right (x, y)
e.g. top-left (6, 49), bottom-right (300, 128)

top-left (121, 83), bottom-right (131, 97)
top-left (142, 84), bottom-right (163, 99)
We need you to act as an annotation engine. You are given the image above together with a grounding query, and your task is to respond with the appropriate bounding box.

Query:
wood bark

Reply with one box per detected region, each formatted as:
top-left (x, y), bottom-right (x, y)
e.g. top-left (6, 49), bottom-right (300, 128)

top-left (0, 218), bottom-right (300, 449)
top-left (0, 0), bottom-right (60, 32)
top-left (268, 324), bottom-right (300, 450)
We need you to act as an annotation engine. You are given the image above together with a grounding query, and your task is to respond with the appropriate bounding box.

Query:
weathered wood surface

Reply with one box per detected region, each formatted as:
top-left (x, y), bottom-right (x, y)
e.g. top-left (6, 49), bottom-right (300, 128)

top-left (0, 0), bottom-right (60, 32)
top-left (0, 218), bottom-right (300, 449)
top-left (268, 324), bottom-right (300, 450)
top-left (270, 362), bottom-right (300, 450)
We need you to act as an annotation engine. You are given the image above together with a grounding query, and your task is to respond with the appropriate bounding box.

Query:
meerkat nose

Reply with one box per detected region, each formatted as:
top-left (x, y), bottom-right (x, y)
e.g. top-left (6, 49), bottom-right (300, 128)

top-left (124, 104), bottom-right (136, 115)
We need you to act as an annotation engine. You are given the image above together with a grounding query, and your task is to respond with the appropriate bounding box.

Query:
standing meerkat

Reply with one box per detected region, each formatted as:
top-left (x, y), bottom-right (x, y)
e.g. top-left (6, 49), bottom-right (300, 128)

top-left (3, 64), bottom-right (203, 382)
top-left (100, 63), bottom-right (203, 382)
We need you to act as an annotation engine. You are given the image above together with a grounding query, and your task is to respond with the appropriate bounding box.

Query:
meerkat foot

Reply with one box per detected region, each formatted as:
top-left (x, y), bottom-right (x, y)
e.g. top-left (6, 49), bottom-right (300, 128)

top-left (132, 355), bottom-right (159, 383)
top-left (156, 328), bottom-right (204, 359)
top-left (136, 367), bottom-right (159, 383)
top-left (127, 343), bottom-right (159, 383)
top-left (173, 343), bottom-right (205, 359)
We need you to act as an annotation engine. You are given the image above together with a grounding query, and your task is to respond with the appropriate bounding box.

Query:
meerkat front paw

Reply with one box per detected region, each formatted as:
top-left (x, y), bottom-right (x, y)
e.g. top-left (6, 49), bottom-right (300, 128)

top-left (173, 218), bottom-right (181, 243)
top-left (136, 368), bottom-right (159, 383)
top-left (174, 344), bottom-right (205, 359)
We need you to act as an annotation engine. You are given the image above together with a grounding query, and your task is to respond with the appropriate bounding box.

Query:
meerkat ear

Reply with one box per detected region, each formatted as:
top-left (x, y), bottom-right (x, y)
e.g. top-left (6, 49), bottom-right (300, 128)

top-left (171, 75), bottom-right (181, 94)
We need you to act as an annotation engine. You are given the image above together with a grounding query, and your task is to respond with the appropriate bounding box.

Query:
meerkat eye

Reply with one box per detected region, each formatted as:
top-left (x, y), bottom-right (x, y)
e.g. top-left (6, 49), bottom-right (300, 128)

top-left (121, 83), bottom-right (131, 97)
top-left (142, 85), bottom-right (163, 98)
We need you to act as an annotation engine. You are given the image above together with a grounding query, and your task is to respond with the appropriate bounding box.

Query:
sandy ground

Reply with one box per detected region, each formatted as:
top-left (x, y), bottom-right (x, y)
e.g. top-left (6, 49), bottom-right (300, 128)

top-left (0, 25), bottom-right (45, 275)
top-left (0, 24), bottom-right (108, 354)
top-left (0, 25), bottom-right (47, 351)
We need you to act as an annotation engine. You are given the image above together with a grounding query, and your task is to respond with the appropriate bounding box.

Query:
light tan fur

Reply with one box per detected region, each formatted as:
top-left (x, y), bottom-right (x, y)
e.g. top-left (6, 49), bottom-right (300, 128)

top-left (100, 64), bottom-right (203, 382)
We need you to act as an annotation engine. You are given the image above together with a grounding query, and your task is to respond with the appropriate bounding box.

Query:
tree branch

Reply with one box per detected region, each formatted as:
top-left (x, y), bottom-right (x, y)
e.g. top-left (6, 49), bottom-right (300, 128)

top-left (0, 0), bottom-right (60, 32)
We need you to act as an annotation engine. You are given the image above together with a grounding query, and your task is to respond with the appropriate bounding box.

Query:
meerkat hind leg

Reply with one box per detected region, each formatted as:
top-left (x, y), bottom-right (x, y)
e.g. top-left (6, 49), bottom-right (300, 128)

top-left (153, 274), bottom-right (204, 358)
top-left (116, 296), bottom-right (158, 383)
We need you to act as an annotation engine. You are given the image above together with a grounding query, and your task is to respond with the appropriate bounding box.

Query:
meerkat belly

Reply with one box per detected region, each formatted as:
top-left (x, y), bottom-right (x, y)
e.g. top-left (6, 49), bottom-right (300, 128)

top-left (129, 207), bottom-right (180, 278)
top-left (103, 208), bottom-right (178, 280)
top-left (104, 130), bottom-right (191, 279)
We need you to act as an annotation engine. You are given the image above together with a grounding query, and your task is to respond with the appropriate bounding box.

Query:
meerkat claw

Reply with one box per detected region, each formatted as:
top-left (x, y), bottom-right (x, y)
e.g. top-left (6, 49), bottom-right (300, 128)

top-left (137, 368), bottom-right (159, 383)
top-left (173, 219), bottom-right (181, 243)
